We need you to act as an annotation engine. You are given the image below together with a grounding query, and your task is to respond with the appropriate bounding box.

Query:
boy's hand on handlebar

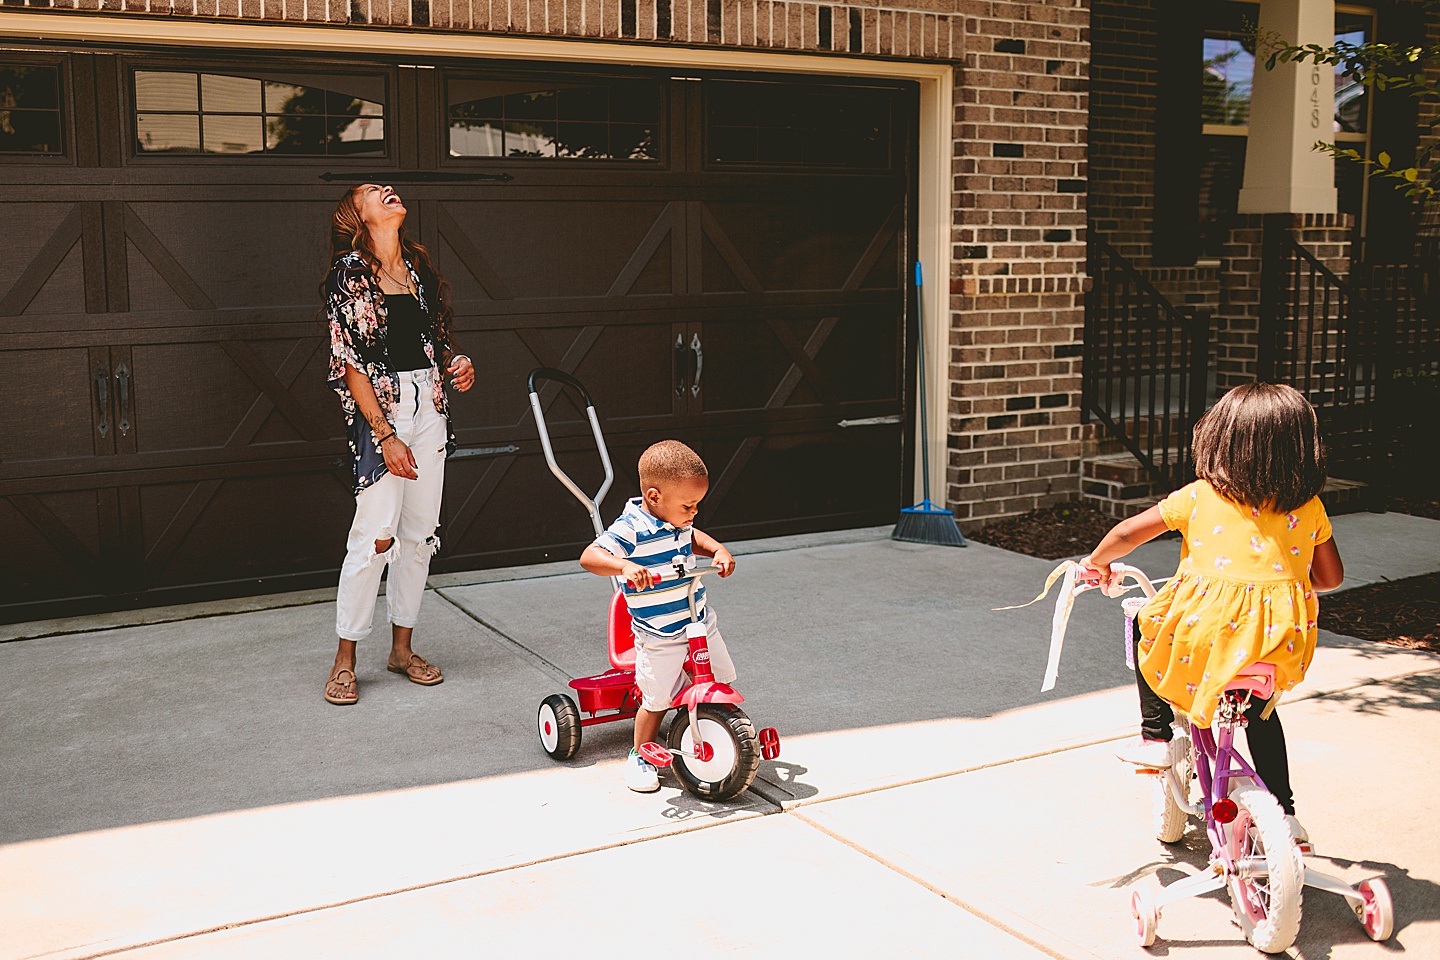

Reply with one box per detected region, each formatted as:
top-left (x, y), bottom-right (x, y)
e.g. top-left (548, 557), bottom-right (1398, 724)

top-left (621, 561), bottom-right (655, 591)
top-left (712, 547), bottom-right (736, 578)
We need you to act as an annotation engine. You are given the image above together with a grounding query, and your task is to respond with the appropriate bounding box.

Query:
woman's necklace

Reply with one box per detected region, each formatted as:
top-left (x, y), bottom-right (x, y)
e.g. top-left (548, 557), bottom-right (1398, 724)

top-left (377, 261), bottom-right (413, 294)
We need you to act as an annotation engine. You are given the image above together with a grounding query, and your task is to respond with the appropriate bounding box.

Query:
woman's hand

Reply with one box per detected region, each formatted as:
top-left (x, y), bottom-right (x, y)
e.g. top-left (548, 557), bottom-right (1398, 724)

top-left (380, 434), bottom-right (419, 480)
top-left (448, 355), bottom-right (475, 392)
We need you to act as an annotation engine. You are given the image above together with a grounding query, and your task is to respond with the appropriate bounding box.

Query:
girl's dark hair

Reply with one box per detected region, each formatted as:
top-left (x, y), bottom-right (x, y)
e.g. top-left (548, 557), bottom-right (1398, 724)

top-left (320, 186), bottom-right (456, 364)
top-left (1191, 381), bottom-right (1327, 513)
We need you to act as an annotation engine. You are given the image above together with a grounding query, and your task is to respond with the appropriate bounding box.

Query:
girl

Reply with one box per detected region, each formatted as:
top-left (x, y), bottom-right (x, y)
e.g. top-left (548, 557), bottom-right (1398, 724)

top-left (321, 184), bottom-right (476, 705)
top-left (1080, 382), bottom-right (1345, 848)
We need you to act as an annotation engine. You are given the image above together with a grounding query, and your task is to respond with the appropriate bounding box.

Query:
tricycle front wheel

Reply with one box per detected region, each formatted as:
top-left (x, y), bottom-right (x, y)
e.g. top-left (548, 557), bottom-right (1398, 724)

top-left (666, 704), bottom-right (761, 802)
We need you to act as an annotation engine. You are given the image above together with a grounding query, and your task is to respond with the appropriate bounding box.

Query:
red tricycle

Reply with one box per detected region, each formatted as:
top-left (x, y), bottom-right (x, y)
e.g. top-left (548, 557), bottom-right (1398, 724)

top-left (527, 368), bottom-right (781, 802)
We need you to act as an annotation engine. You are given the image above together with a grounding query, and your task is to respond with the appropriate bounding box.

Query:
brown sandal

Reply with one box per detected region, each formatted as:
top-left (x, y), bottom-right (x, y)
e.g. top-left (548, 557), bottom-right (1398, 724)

top-left (325, 668), bottom-right (358, 705)
top-left (387, 653), bottom-right (443, 686)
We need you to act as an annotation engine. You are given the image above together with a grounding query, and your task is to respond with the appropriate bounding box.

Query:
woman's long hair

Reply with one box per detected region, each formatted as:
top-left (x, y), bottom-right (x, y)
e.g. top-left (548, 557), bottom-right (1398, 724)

top-left (322, 186), bottom-right (455, 363)
top-left (1191, 381), bottom-right (1327, 514)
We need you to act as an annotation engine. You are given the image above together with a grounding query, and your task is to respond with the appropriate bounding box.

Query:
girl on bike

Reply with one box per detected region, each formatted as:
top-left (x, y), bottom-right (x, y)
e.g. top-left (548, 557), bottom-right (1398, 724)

top-left (1080, 381), bottom-right (1345, 849)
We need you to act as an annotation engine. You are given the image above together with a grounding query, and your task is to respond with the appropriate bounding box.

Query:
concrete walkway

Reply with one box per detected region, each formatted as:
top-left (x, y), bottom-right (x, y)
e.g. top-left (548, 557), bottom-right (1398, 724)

top-left (2, 512), bottom-right (1438, 959)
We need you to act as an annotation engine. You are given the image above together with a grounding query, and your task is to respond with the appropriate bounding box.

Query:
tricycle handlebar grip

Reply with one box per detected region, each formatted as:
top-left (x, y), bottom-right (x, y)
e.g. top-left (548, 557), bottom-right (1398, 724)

top-left (528, 367), bottom-right (593, 406)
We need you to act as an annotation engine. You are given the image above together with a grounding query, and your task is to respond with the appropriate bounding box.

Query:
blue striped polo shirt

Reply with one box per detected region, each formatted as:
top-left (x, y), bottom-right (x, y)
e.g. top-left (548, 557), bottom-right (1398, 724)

top-left (593, 497), bottom-right (707, 639)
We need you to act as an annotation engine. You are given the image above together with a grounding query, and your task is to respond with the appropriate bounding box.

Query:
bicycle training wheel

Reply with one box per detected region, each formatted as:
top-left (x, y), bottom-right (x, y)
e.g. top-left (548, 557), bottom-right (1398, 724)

top-left (666, 704), bottom-right (761, 802)
top-left (1154, 722), bottom-right (1194, 843)
top-left (1226, 785), bottom-right (1303, 953)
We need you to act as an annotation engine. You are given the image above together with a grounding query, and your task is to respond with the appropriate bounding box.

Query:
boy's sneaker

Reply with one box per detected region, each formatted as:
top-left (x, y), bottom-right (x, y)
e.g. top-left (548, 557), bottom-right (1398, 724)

top-left (1116, 737), bottom-right (1174, 768)
top-left (623, 749), bottom-right (659, 793)
top-left (1284, 815), bottom-right (1313, 855)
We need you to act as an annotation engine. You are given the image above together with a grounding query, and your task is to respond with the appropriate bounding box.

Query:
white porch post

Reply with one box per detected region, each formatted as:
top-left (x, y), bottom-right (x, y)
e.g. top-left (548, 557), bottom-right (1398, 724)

top-left (1237, 0), bottom-right (1337, 213)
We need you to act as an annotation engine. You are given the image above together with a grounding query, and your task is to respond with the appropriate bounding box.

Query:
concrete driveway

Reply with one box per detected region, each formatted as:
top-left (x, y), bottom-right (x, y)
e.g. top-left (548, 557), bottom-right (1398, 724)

top-left (3, 513), bottom-right (1438, 959)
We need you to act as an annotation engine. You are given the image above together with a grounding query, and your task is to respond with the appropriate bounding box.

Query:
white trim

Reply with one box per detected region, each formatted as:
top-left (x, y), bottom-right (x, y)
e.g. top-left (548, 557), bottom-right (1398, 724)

top-left (0, 12), bottom-right (955, 504)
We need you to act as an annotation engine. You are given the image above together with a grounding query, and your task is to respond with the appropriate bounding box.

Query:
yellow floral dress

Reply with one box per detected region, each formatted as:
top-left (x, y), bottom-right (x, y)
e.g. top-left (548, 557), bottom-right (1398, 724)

top-left (1137, 480), bottom-right (1333, 727)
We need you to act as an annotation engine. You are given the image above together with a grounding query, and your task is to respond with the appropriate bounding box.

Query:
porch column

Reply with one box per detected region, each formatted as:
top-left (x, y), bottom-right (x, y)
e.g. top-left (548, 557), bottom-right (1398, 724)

top-left (1237, 0), bottom-right (1337, 213)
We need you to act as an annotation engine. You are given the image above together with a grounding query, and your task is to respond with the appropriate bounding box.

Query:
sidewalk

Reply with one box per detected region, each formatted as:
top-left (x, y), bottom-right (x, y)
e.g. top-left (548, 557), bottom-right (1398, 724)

top-left (2, 512), bottom-right (1438, 959)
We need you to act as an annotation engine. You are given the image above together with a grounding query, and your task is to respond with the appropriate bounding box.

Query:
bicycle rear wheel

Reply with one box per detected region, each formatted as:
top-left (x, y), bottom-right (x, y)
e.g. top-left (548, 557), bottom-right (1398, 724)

top-left (1226, 785), bottom-right (1303, 953)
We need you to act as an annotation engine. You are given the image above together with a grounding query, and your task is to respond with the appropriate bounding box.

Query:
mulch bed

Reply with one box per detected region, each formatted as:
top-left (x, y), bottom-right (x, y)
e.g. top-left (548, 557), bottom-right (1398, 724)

top-left (1317, 572), bottom-right (1440, 654)
top-left (966, 499), bottom-right (1440, 655)
top-left (964, 501), bottom-right (1125, 561)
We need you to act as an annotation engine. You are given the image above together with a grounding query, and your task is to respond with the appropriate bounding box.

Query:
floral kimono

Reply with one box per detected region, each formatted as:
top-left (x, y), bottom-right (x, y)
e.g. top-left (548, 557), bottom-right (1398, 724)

top-left (325, 251), bottom-right (456, 493)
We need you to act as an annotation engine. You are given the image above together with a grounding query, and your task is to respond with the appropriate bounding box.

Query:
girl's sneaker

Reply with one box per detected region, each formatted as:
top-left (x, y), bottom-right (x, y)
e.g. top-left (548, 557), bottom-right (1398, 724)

top-left (624, 748), bottom-right (660, 792)
top-left (1116, 737), bottom-right (1174, 768)
top-left (1284, 815), bottom-right (1313, 855)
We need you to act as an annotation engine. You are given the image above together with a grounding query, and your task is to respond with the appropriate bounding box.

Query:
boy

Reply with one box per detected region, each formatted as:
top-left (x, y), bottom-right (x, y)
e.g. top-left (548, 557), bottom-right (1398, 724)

top-left (580, 440), bottom-right (737, 792)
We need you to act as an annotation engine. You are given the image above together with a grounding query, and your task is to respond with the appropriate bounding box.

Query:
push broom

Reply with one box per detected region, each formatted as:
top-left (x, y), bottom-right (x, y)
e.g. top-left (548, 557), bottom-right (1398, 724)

top-left (892, 261), bottom-right (967, 547)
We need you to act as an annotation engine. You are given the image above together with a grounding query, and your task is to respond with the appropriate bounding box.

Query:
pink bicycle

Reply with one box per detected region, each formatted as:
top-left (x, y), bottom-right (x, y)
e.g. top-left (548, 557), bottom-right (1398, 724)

top-left (1040, 562), bottom-right (1395, 953)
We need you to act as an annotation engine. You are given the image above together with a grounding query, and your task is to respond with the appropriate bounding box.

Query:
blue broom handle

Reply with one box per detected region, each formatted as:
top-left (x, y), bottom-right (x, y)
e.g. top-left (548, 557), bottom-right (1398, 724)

top-left (915, 261), bottom-right (930, 503)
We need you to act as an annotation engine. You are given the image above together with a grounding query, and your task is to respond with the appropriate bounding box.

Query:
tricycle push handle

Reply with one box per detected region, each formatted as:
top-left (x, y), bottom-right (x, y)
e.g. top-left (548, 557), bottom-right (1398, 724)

top-left (527, 368), bottom-right (614, 538)
top-left (528, 367), bottom-right (594, 405)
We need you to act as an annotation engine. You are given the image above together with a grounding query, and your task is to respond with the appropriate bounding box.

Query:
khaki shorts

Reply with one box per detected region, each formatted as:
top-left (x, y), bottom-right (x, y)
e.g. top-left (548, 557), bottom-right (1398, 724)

top-left (633, 611), bottom-right (736, 712)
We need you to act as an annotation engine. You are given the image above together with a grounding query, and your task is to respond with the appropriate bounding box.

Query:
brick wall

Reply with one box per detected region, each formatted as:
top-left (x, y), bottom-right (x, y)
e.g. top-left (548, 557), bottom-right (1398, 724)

top-left (1087, 0), bottom-right (1155, 265)
top-left (947, 0), bottom-right (1090, 524)
top-left (17, 0), bottom-right (964, 56)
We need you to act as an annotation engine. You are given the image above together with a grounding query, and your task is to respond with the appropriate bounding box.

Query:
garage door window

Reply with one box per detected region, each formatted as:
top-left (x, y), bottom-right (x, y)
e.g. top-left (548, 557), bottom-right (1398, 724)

top-left (0, 64), bottom-right (63, 155)
top-left (448, 77), bottom-right (659, 160)
top-left (133, 70), bottom-right (385, 156)
top-left (705, 81), bottom-right (891, 169)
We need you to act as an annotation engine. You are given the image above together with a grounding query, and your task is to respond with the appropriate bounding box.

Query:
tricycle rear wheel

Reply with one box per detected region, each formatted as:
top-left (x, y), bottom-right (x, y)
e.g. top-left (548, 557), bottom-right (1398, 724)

top-left (538, 694), bottom-right (582, 760)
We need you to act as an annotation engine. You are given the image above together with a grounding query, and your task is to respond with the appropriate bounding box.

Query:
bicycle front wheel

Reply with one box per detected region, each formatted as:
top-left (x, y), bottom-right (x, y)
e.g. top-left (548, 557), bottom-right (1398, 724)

top-left (1226, 785), bottom-right (1303, 953)
top-left (1154, 722), bottom-right (1194, 843)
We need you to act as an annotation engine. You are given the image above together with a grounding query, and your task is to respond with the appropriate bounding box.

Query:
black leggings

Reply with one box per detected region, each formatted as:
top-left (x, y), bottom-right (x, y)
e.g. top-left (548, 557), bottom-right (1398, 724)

top-left (1134, 637), bottom-right (1295, 815)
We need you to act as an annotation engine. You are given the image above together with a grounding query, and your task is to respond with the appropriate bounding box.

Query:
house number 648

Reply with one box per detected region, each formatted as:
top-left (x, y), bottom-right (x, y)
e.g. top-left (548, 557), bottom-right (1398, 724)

top-left (1310, 66), bottom-right (1322, 128)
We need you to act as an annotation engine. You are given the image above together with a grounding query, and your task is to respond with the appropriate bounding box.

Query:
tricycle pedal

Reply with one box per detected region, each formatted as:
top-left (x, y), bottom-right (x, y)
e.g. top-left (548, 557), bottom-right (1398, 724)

top-left (638, 742), bottom-right (674, 767)
top-left (759, 727), bottom-right (781, 760)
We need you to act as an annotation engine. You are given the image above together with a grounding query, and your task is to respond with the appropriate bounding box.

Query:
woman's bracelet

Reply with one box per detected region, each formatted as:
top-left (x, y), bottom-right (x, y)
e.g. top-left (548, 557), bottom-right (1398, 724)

top-left (376, 431), bottom-right (396, 446)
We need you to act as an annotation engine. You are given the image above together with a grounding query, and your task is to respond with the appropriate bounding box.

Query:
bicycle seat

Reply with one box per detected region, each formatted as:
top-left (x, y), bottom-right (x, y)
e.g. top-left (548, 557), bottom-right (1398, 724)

top-left (1225, 662), bottom-right (1275, 700)
top-left (607, 588), bottom-right (637, 671)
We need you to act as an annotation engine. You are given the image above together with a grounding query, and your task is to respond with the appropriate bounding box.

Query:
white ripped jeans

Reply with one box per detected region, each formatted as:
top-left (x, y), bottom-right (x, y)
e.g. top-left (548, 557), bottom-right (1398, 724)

top-left (335, 368), bottom-right (447, 641)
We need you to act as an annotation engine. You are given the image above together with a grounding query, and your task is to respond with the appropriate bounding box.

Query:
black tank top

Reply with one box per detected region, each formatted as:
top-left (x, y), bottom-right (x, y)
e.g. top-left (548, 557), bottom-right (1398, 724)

top-left (384, 293), bottom-right (433, 372)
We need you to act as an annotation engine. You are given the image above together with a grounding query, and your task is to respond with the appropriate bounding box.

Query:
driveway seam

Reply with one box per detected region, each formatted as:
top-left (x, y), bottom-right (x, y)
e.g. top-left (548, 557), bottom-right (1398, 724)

top-left (787, 809), bottom-right (1106, 960)
top-left (47, 804), bottom-right (779, 960)
top-left (432, 588), bottom-right (574, 685)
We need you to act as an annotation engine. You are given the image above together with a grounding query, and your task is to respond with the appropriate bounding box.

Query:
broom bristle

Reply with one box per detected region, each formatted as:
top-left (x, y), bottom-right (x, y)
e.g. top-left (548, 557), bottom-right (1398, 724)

top-left (891, 500), bottom-right (968, 547)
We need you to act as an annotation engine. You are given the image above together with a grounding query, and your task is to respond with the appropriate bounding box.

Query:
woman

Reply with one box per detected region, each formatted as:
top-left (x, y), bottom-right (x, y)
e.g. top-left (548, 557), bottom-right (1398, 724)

top-left (322, 183), bottom-right (475, 705)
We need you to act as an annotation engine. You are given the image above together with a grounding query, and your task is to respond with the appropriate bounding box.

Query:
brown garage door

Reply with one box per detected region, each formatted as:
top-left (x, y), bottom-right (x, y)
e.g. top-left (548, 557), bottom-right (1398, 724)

top-left (0, 49), bottom-right (915, 623)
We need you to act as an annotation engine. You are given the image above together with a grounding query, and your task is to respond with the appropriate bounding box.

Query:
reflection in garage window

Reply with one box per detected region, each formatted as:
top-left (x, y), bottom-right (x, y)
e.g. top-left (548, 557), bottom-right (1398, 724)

top-left (706, 81), bottom-right (891, 168)
top-left (133, 70), bottom-right (385, 156)
top-left (448, 78), bottom-right (659, 160)
top-left (0, 63), bottom-right (63, 155)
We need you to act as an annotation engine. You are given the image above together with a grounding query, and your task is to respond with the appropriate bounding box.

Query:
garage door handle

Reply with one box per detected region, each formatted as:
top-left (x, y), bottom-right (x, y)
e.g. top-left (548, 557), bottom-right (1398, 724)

top-left (690, 333), bottom-right (703, 397)
top-left (93, 363), bottom-right (110, 438)
top-left (675, 334), bottom-right (688, 396)
top-left (114, 362), bottom-right (132, 436)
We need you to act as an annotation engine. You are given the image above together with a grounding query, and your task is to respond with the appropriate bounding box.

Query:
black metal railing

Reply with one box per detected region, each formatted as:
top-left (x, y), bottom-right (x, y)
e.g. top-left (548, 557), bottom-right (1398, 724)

top-left (1084, 237), bottom-right (1212, 488)
top-left (1259, 220), bottom-right (1440, 488)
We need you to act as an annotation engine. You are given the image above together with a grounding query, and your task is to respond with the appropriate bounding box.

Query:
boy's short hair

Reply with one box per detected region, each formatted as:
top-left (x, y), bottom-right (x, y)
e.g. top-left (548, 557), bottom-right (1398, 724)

top-left (638, 440), bottom-right (707, 489)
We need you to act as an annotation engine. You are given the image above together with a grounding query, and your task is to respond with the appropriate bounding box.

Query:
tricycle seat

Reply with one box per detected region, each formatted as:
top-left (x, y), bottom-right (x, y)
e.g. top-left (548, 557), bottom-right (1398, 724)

top-left (608, 588), bottom-right (636, 671)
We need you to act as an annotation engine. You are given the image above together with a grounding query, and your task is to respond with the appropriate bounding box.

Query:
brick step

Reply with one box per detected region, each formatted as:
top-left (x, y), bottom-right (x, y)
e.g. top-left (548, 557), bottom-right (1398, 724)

top-left (1321, 476), bottom-right (1370, 515)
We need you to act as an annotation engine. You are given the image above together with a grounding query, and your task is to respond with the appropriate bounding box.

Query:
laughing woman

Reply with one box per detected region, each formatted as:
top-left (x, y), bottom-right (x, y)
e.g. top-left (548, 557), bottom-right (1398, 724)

top-left (322, 184), bottom-right (475, 705)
